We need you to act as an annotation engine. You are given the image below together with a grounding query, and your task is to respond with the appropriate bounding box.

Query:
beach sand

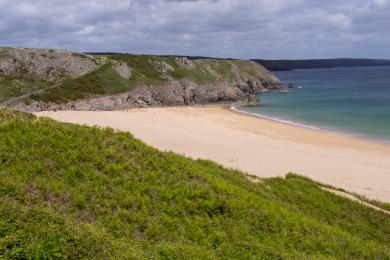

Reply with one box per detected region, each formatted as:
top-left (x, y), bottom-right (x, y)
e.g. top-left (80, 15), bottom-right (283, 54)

top-left (35, 107), bottom-right (390, 202)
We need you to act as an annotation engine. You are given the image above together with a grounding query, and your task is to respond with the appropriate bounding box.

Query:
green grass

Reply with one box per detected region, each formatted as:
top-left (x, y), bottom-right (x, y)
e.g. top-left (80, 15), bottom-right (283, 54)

top-left (0, 109), bottom-right (389, 259)
top-left (0, 75), bottom-right (48, 103)
top-left (9, 54), bottom-right (277, 104)
top-left (29, 62), bottom-right (135, 103)
top-left (110, 54), bottom-right (166, 82)
top-left (110, 54), bottom-right (271, 85)
top-left (2, 52), bottom-right (278, 105)
top-left (110, 54), bottom-right (218, 85)
top-left (232, 60), bottom-right (277, 83)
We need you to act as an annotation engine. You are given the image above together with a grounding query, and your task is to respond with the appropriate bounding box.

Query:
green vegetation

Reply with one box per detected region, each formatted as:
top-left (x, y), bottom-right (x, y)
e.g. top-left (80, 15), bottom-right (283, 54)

top-left (30, 62), bottom-right (134, 103)
top-left (1, 50), bottom-right (277, 105)
top-left (110, 54), bottom-right (166, 83)
top-left (110, 54), bottom-right (222, 84)
top-left (232, 60), bottom-right (275, 81)
top-left (29, 54), bottom-right (277, 104)
top-left (0, 75), bottom-right (48, 103)
top-left (0, 109), bottom-right (389, 259)
top-left (166, 59), bottom-right (217, 84)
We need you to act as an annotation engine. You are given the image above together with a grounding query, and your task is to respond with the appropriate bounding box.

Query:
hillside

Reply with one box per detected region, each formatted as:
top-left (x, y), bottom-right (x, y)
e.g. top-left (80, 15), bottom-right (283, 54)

top-left (253, 58), bottom-right (390, 71)
top-left (0, 47), bottom-right (98, 103)
top-left (0, 109), bottom-right (389, 259)
top-left (0, 48), bottom-right (281, 111)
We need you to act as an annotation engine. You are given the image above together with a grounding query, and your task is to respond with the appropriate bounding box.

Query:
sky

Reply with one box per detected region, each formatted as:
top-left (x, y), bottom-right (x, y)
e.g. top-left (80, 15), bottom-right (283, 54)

top-left (0, 0), bottom-right (389, 59)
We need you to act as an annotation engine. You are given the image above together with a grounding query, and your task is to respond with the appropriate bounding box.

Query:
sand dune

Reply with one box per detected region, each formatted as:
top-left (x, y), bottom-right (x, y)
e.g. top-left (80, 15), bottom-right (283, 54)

top-left (36, 107), bottom-right (390, 202)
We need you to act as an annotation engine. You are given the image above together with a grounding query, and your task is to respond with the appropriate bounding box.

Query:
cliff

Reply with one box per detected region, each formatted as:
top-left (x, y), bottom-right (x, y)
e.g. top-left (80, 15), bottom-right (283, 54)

top-left (0, 48), bottom-right (281, 111)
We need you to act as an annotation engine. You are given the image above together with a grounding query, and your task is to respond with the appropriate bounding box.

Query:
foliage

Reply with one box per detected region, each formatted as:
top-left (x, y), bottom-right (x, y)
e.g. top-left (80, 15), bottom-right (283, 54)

top-left (0, 110), bottom-right (389, 259)
top-left (2, 53), bottom-right (277, 104)
top-left (0, 75), bottom-right (48, 103)
top-left (30, 62), bottom-right (134, 103)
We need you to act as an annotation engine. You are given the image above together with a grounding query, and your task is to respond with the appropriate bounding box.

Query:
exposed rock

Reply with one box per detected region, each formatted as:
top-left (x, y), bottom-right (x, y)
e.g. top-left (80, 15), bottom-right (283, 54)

top-left (231, 78), bottom-right (270, 94)
top-left (200, 62), bottom-right (222, 80)
top-left (16, 79), bottom-right (270, 112)
top-left (279, 87), bottom-right (289, 93)
top-left (247, 95), bottom-right (261, 106)
top-left (0, 48), bottom-right (97, 82)
top-left (2, 48), bottom-right (282, 112)
top-left (151, 60), bottom-right (174, 79)
top-left (268, 75), bottom-right (282, 87)
top-left (230, 63), bottom-right (240, 77)
top-left (259, 88), bottom-right (271, 94)
top-left (112, 61), bottom-right (132, 79)
top-left (175, 57), bottom-right (195, 69)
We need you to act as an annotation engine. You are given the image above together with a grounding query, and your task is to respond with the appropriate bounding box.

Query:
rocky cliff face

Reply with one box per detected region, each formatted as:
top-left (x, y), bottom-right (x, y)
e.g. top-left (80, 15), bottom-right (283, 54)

top-left (0, 47), bottom-right (98, 82)
top-left (16, 79), bottom-right (270, 111)
top-left (1, 49), bottom-right (281, 111)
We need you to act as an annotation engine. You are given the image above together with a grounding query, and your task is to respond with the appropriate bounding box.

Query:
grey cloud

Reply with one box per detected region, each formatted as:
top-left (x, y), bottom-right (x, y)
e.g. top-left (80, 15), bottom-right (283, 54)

top-left (0, 0), bottom-right (389, 59)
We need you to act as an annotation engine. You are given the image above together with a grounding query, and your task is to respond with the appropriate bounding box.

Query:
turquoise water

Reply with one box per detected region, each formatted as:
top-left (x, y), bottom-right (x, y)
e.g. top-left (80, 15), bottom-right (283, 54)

top-left (240, 66), bottom-right (390, 144)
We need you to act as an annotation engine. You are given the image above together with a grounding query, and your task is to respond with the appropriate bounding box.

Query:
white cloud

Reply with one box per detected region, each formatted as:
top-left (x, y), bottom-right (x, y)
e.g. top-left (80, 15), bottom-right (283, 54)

top-left (76, 26), bottom-right (95, 36)
top-left (18, 2), bottom-right (39, 15)
top-left (327, 13), bottom-right (351, 29)
top-left (374, 0), bottom-right (388, 6)
top-left (0, 0), bottom-right (389, 59)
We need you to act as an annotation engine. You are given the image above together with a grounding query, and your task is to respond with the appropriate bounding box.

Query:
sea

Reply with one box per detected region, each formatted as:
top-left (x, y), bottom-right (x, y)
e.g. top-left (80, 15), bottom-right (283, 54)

top-left (239, 66), bottom-right (390, 144)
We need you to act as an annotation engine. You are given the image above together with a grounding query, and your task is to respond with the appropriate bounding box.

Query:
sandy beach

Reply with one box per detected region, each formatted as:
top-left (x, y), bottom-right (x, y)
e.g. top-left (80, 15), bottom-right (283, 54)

top-left (36, 107), bottom-right (390, 202)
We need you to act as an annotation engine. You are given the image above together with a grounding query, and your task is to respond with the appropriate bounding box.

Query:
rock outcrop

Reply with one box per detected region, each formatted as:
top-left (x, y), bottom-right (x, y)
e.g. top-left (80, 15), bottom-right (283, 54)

top-left (1, 48), bottom-right (281, 112)
top-left (151, 60), bottom-right (174, 80)
top-left (175, 57), bottom-right (195, 69)
top-left (279, 87), bottom-right (289, 93)
top-left (112, 60), bottom-right (132, 79)
top-left (16, 79), bottom-right (267, 112)
top-left (0, 48), bottom-right (98, 82)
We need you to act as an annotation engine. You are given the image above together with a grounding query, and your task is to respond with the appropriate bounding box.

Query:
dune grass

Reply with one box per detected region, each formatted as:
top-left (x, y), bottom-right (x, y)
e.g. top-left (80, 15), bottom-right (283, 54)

top-left (0, 109), bottom-right (389, 259)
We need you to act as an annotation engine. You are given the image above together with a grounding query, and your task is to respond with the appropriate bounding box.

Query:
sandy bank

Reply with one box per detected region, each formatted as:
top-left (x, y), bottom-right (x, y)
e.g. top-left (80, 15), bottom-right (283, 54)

top-left (35, 107), bottom-right (390, 202)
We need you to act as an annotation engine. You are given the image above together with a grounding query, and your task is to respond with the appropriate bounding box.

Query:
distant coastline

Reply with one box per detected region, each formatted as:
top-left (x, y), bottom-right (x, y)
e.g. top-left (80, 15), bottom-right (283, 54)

top-left (252, 58), bottom-right (390, 71)
top-left (84, 53), bottom-right (390, 72)
top-left (245, 66), bottom-right (390, 146)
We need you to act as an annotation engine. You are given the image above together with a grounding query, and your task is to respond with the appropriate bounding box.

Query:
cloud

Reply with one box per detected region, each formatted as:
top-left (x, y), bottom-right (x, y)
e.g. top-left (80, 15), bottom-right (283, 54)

top-left (0, 0), bottom-right (389, 59)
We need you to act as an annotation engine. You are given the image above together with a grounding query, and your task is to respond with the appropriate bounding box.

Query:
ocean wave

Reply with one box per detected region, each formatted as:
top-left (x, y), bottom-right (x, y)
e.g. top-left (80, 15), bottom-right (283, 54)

top-left (230, 106), bottom-right (321, 130)
top-left (230, 106), bottom-right (390, 145)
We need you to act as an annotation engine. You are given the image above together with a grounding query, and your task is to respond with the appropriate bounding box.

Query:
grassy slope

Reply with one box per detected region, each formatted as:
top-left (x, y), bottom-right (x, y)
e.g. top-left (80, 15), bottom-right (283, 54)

top-left (0, 110), bottom-right (389, 259)
top-left (1, 51), bottom-right (277, 104)
top-left (28, 54), bottom-right (275, 104)
top-left (28, 62), bottom-right (133, 103)
top-left (0, 48), bottom-right (51, 103)
top-left (0, 75), bottom-right (48, 103)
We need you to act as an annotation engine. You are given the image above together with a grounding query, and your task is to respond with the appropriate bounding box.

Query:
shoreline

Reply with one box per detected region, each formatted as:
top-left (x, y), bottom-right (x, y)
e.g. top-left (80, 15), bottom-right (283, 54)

top-left (231, 106), bottom-right (321, 131)
top-left (35, 106), bottom-right (390, 202)
top-left (230, 106), bottom-right (390, 147)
